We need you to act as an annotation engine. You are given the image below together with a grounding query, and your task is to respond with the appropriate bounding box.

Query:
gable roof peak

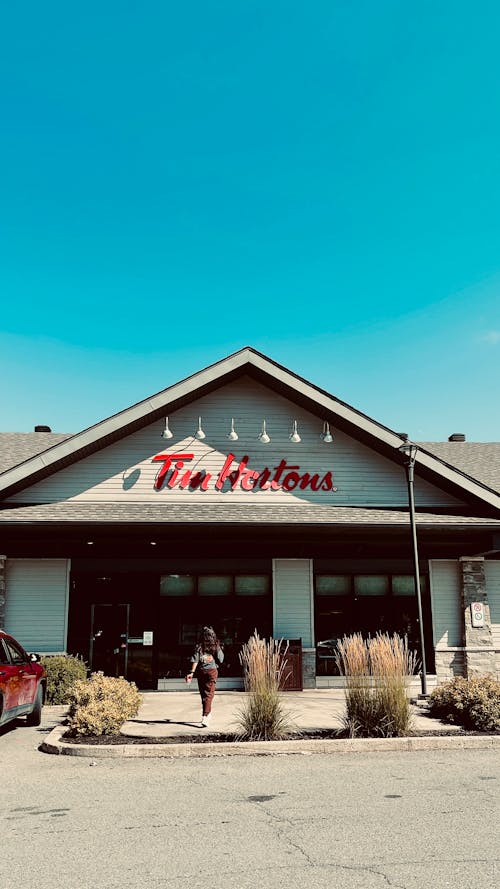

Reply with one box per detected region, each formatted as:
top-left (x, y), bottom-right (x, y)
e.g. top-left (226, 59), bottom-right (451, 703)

top-left (1, 346), bottom-right (500, 513)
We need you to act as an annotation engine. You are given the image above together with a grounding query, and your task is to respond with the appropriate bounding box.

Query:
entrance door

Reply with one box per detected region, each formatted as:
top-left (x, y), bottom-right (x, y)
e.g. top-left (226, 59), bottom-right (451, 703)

top-left (89, 604), bottom-right (130, 679)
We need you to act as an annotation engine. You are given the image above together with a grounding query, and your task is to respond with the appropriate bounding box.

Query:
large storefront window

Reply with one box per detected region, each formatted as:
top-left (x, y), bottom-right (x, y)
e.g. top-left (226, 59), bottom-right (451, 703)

top-left (68, 560), bottom-right (272, 689)
top-left (315, 571), bottom-right (432, 675)
top-left (157, 573), bottom-right (272, 679)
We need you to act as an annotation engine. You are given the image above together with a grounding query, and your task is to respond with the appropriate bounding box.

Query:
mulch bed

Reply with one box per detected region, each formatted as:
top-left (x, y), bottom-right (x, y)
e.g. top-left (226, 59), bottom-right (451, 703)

top-left (61, 726), bottom-right (493, 745)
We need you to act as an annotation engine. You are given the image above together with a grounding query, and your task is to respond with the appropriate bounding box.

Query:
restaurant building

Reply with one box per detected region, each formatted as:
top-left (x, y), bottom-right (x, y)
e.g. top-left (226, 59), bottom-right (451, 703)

top-left (1, 347), bottom-right (499, 690)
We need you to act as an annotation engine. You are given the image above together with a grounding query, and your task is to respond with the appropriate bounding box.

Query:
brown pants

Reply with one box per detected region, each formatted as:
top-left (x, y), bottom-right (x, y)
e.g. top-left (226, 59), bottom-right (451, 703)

top-left (197, 668), bottom-right (218, 716)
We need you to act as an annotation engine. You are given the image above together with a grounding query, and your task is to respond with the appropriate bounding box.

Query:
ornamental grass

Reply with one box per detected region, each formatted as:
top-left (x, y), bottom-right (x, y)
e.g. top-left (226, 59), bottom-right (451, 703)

top-left (336, 632), bottom-right (417, 738)
top-left (235, 631), bottom-right (294, 740)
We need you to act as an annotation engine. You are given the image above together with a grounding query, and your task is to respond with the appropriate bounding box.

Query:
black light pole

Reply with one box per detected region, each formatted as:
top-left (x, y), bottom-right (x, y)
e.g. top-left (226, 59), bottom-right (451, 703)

top-left (399, 442), bottom-right (428, 697)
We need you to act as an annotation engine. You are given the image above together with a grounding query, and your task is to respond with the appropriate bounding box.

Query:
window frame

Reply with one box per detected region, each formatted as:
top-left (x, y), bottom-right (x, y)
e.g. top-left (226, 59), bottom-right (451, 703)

top-left (314, 572), bottom-right (428, 601)
top-left (4, 638), bottom-right (28, 665)
top-left (159, 572), bottom-right (271, 599)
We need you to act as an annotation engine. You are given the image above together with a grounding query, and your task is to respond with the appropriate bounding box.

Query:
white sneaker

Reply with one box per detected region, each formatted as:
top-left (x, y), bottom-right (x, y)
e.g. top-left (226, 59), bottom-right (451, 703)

top-left (201, 713), bottom-right (212, 727)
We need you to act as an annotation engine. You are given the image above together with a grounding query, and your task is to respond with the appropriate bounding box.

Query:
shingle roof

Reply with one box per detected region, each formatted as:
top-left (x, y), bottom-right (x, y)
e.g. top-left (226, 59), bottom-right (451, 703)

top-left (418, 442), bottom-right (500, 492)
top-left (1, 345), bottom-right (499, 513)
top-left (0, 433), bottom-right (72, 474)
top-left (0, 502), bottom-right (498, 526)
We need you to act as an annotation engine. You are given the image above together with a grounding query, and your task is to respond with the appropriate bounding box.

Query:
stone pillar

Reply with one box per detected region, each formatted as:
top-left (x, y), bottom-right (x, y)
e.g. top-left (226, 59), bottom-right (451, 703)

top-left (434, 649), bottom-right (466, 682)
top-left (460, 557), bottom-right (496, 677)
top-left (0, 556), bottom-right (6, 628)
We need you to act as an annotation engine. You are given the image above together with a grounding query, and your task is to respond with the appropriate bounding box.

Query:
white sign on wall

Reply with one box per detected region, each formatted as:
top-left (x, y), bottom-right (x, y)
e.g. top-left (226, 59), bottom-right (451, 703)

top-left (143, 631), bottom-right (153, 646)
top-left (470, 602), bottom-right (485, 628)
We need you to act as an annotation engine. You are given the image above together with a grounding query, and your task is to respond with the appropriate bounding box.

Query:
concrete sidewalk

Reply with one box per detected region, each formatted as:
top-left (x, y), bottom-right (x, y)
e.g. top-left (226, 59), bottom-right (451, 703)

top-left (122, 688), bottom-right (453, 738)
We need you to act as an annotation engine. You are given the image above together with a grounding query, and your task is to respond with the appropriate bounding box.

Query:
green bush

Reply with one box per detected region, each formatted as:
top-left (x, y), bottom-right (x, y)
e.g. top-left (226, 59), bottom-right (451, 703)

top-left (429, 675), bottom-right (500, 732)
top-left (336, 633), bottom-right (417, 738)
top-left (66, 672), bottom-right (141, 737)
top-left (40, 654), bottom-right (88, 704)
top-left (236, 631), bottom-right (294, 740)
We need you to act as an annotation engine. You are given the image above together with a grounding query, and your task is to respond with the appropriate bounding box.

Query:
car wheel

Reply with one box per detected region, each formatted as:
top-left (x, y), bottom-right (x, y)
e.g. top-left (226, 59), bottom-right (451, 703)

top-left (25, 685), bottom-right (43, 727)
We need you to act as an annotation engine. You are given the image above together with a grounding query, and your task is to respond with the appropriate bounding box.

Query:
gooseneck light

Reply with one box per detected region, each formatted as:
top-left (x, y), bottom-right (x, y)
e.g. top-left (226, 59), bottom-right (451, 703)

top-left (195, 417), bottom-right (206, 440)
top-left (289, 420), bottom-right (301, 443)
top-left (161, 417), bottom-right (173, 440)
top-left (258, 420), bottom-right (271, 444)
top-left (321, 421), bottom-right (333, 443)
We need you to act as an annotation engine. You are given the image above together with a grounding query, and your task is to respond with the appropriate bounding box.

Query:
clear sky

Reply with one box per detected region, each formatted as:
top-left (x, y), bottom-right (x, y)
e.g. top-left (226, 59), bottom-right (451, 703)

top-left (1, 1), bottom-right (499, 441)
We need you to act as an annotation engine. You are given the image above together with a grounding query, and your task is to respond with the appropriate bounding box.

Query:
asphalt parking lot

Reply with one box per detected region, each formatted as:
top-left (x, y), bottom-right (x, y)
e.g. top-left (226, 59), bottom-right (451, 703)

top-left (1, 705), bottom-right (499, 889)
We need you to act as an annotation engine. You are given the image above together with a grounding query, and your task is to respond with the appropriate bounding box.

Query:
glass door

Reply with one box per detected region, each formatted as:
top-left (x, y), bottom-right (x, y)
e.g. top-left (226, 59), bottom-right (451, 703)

top-left (89, 603), bottom-right (130, 678)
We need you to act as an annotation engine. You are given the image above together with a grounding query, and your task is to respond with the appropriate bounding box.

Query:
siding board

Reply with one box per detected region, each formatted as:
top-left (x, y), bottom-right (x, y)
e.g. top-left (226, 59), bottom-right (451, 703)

top-left (9, 378), bottom-right (462, 509)
top-left (273, 559), bottom-right (313, 647)
top-left (485, 561), bottom-right (500, 650)
top-left (5, 559), bottom-right (69, 652)
top-left (430, 560), bottom-right (462, 648)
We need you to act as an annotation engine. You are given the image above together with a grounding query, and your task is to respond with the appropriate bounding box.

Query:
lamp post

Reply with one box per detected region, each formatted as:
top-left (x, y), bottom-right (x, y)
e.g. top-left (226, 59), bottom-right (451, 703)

top-left (399, 441), bottom-right (428, 697)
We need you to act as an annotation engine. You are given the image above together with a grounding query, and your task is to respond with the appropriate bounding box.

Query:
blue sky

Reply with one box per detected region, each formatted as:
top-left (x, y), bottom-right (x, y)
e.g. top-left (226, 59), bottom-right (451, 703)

top-left (1, 1), bottom-right (499, 441)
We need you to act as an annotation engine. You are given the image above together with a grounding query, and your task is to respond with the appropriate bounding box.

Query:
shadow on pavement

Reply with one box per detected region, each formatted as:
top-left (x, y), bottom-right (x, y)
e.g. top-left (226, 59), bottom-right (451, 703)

top-left (132, 718), bottom-right (202, 728)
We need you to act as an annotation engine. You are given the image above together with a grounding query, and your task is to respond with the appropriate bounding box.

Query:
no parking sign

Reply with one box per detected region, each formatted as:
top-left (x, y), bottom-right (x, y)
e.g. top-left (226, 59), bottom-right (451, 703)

top-left (470, 602), bottom-right (485, 628)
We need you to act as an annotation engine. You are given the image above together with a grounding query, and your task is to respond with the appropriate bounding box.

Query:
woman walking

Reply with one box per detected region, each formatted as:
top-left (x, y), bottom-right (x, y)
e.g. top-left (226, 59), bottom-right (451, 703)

top-left (186, 626), bottom-right (224, 727)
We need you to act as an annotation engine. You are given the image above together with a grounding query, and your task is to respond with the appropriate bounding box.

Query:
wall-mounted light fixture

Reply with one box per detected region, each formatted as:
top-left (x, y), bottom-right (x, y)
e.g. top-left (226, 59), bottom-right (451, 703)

top-left (321, 422), bottom-right (333, 443)
top-left (195, 416), bottom-right (206, 440)
top-left (258, 420), bottom-right (271, 443)
top-left (289, 420), bottom-right (301, 443)
top-left (161, 417), bottom-right (173, 440)
top-left (227, 418), bottom-right (239, 441)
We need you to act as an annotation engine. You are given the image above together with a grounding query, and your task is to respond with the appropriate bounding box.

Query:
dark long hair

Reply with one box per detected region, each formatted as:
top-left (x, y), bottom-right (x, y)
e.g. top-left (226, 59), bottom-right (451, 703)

top-left (198, 626), bottom-right (220, 655)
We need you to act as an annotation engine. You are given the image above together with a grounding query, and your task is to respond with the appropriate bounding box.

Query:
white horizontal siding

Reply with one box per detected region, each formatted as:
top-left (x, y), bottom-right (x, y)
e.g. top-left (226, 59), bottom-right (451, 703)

top-left (273, 559), bottom-right (313, 647)
top-left (429, 560), bottom-right (462, 648)
top-left (485, 561), bottom-right (500, 650)
top-left (9, 377), bottom-right (462, 508)
top-left (5, 559), bottom-right (69, 652)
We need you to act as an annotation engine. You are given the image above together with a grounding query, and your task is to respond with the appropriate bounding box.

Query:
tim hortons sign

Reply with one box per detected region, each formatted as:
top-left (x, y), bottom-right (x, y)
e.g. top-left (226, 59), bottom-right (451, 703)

top-left (152, 452), bottom-right (337, 493)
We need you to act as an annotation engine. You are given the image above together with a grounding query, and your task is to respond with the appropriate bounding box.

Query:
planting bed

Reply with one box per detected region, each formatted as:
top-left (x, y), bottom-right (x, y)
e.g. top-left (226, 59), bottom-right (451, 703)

top-left (62, 725), bottom-right (496, 745)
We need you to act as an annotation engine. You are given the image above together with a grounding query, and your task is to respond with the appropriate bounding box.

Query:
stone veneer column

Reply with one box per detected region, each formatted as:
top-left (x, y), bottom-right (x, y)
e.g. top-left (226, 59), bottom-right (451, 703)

top-left (0, 556), bottom-right (6, 628)
top-left (460, 557), bottom-right (496, 677)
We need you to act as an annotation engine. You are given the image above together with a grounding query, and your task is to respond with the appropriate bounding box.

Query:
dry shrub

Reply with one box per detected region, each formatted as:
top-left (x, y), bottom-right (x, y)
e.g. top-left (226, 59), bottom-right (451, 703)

top-left (336, 632), bottom-right (417, 737)
top-left (429, 675), bottom-right (500, 732)
top-left (66, 672), bottom-right (141, 737)
top-left (41, 654), bottom-right (88, 704)
top-left (236, 631), bottom-right (294, 740)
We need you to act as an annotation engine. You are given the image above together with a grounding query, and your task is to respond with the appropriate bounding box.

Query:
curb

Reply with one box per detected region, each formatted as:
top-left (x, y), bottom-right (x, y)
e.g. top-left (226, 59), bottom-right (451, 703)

top-left (40, 725), bottom-right (500, 758)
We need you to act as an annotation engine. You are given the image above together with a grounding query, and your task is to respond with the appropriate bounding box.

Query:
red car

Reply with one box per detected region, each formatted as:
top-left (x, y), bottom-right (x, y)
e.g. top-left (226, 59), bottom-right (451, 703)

top-left (0, 630), bottom-right (46, 728)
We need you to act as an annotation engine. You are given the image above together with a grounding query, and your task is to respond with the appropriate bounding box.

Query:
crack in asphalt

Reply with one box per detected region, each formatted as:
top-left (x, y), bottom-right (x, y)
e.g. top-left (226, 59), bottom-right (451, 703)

top-left (110, 855), bottom-right (500, 889)
top-left (97, 858), bottom-right (445, 889)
